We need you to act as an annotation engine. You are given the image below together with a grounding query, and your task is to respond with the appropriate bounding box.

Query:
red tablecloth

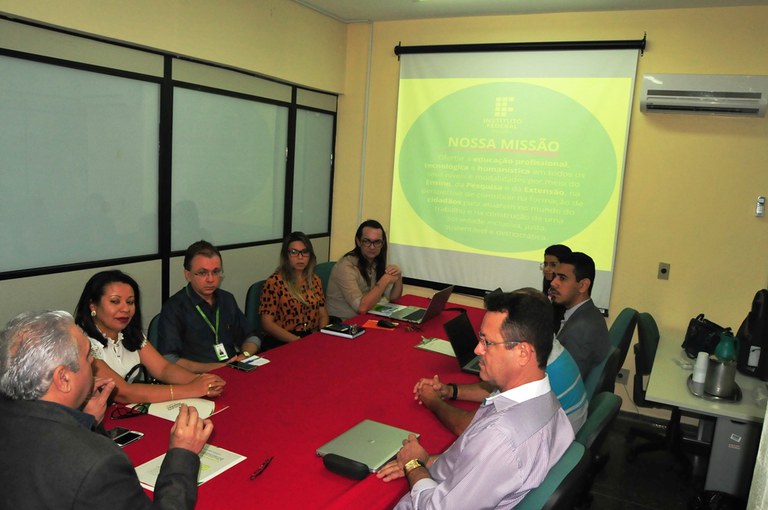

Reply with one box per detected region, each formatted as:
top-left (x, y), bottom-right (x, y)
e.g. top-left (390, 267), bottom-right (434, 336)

top-left (111, 296), bottom-right (485, 509)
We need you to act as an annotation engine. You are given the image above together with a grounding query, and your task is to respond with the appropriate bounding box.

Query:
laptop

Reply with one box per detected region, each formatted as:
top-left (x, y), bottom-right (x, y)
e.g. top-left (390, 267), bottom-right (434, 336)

top-left (369, 285), bottom-right (454, 324)
top-left (443, 312), bottom-right (481, 374)
top-left (316, 419), bottom-right (419, 472)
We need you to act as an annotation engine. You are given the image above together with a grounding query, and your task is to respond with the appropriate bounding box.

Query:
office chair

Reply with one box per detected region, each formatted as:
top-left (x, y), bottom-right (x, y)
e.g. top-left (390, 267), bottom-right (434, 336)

top-left (147, 313), bottom-right (160, 348)
top-left (244, 279), bottom-right (267, 339)
top-left (314, 261), bottom-right (335, 293)
top-left (626, 312), bottom-right (708, 476)
top-left (574, 392), bottom-right (622, 507)
top-left (608, 307), bottom-right (638, 369)
top-left (583, 346), bottom-right (621, 401)
top-left (516, 442), bottom-right (591, 510)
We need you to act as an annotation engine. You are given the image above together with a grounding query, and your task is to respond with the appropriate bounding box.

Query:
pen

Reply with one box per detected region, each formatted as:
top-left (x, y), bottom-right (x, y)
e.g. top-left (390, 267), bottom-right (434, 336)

top-left (208, 405), bottom-right (230, 418)
top-left (250, 456), bottom-right (273, 480)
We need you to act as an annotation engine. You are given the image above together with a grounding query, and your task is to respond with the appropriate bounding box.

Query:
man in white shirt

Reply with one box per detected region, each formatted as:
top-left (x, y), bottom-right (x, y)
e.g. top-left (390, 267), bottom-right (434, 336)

top-left (378, 291), bottom-right (575, 509)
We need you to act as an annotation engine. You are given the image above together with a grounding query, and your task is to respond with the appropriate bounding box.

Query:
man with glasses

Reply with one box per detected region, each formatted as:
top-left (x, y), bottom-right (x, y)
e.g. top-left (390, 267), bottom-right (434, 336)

top-left (0, 310), bottom-right (212, 509)
top-left (157, 240), bottom-right (261, 373)
top-left (378, 291), bottom-right (574, 509)
top-left (326, 219), bottom-right (403, 320)
top-left (409, 290), bottom-right (587, 436)
top-left (548, 251), bottom-right (610, 379)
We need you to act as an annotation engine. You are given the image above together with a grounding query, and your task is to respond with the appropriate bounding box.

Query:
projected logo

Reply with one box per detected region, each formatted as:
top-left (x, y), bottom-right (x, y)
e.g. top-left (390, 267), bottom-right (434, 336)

top-left (398, 82), bottom-right (617, 252)
top-left (494, 96), bottom-right (516, 117)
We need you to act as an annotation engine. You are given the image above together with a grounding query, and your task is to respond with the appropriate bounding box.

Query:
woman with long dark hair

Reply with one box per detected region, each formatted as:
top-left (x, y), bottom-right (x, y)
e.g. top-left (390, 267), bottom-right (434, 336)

top-left (326, 219), bottom-right (403, 320)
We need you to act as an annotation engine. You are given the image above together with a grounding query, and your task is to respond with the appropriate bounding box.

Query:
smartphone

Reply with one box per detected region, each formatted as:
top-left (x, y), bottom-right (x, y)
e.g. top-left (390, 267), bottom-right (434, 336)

top-left (110, 428), bottom-right (144, 447)
top-left (228, 360), bottom-right (258, 372)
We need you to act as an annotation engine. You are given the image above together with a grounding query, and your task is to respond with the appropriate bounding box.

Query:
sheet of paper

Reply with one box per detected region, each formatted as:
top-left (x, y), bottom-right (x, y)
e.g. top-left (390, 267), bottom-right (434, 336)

top-left (243, 355), bottom-right (270, 367)
top-left (414, 337), bottom-right (456, 357)
top-left (131, 398), bottom-right (216, 422)
top-left (137, 444), bottom-right (247, 491)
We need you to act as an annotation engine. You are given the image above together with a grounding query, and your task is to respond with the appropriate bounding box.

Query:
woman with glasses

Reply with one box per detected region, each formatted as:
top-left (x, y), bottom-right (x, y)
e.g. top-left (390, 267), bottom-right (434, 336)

top-left (74, 270), bottom-right (226, 404)
top-left (326, 219), bottom-right (404, 320)
top-left (259, 232), bottom-right (329, 350)
top-left (541, 244), bottom-right (571, 333)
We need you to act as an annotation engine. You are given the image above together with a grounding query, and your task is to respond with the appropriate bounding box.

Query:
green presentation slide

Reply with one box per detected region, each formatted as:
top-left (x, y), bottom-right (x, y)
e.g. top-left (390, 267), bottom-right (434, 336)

top-left (389, 50), bottom-right (639, 309)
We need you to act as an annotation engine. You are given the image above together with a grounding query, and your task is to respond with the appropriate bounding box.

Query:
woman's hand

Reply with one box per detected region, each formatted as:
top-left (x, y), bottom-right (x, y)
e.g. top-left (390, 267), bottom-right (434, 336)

top-left (192, 373), bottom-right (226, 397)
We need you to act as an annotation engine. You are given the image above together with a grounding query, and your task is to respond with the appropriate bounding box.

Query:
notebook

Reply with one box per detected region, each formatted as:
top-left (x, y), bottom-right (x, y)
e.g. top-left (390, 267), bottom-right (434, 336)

top-left (369, 285), bottom-right (454, 324)
top-left (315, 419), bottom-right (418, 473)
top-left (443, 312), bottom-right (481, 374)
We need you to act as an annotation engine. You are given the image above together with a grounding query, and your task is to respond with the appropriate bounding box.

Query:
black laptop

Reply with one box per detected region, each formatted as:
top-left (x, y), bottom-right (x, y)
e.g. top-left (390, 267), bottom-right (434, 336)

top-left (443, 312), bottom-right (481, 374)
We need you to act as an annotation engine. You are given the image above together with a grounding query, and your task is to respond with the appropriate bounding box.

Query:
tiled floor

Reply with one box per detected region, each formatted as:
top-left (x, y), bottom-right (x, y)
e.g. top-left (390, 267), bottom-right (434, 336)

top-left (583, 411), bottom-right (747, 510)
top-left (587, 413), bottom-right (701, 509)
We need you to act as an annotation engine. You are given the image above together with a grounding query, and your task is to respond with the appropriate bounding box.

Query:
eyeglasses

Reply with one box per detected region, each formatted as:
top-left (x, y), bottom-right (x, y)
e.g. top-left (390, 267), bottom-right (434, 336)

top-left (288, 249), bottom-right (310, 257)
top-left (539, 262), bottom-right (558, 271)
top-left (110, 403), bottom-right (149, 420)
top-left (250, 456), bottom-right (274, 480)
top-left (360, 238), bottom-right (384, 248)
top-left (192, 269), bottom-right (224, 279)
top-left (477, 339), bottom-right (521, 349)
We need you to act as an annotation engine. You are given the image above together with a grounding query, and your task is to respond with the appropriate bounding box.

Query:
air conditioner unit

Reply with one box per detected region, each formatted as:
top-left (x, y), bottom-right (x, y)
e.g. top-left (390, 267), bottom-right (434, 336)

top-left (641, 74), bottom-right (768, 117)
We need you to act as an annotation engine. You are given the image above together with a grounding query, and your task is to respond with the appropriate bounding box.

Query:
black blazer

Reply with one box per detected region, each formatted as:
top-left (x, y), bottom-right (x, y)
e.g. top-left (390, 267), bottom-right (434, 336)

top-left (0, 398), bottom-right (199, 510)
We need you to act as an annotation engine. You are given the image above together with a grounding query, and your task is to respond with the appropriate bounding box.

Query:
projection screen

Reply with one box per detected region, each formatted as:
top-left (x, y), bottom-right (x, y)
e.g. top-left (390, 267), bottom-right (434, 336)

top-left (388, 48), bottom-right (640, 312)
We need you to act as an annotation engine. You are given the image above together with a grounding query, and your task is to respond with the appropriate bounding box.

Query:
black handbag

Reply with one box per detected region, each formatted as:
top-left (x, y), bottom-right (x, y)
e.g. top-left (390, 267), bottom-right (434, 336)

top-left (681, 314), bottom-right (730, 359)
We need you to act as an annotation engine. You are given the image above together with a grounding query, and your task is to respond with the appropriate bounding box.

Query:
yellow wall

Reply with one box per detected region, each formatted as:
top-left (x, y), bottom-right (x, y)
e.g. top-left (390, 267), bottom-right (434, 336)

top-left (336, 6), bottom-right (768, 339)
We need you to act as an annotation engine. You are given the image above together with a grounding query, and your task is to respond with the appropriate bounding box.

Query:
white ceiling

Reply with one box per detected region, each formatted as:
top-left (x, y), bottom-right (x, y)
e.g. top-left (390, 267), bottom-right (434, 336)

top-left (292, 0), bottom-right (768, 23)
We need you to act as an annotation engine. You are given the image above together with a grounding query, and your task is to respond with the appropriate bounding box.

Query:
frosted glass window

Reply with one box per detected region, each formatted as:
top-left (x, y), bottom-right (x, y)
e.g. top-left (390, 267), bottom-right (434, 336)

top-left (292, 109), bottom-right (334, 234)
top-left (171, 88), bottom-right (288, 249)
top-left (0, 55), bottom-right (160, 272)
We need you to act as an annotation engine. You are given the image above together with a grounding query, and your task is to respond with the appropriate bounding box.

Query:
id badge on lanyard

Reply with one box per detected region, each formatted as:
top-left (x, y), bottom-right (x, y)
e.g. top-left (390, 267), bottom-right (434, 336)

top-left (213, 342), bottom-right (228, 361)
top-left (194, 304), bottom-right (226, 360)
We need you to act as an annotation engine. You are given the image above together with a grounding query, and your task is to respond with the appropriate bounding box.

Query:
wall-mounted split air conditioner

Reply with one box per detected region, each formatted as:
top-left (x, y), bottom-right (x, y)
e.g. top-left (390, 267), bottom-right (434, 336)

top-left (641, 74), bottom-right (768, 117)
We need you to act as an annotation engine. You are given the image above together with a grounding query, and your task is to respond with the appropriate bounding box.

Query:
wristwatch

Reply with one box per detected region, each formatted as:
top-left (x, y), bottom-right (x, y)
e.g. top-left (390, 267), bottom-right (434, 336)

top-left (403, 458), bottom-right (426, 476)
top-left (242, 351), bottom-right (252, 358)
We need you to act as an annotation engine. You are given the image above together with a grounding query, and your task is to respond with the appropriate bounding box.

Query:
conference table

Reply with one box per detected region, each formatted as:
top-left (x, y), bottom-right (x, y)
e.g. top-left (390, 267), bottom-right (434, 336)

top-left (108, 296), bottom-right (484, 509)
top-left (646, 335), bottom-right (766, 498)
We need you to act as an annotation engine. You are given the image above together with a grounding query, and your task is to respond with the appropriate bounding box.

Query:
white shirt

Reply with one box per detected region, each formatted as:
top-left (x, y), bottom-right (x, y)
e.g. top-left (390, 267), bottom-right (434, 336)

top-left (88, 332), bottom-right (147, 380)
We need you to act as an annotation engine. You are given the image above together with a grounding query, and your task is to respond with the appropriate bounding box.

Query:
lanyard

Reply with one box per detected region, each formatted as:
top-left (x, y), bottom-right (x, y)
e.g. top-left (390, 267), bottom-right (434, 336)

top-left (195, 305), bottom-right (220, 344)
top-left (186, 285), bottom-right (220, 344)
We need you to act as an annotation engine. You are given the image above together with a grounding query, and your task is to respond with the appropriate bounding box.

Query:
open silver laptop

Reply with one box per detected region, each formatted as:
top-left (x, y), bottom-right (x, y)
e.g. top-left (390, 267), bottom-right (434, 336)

top-left (316, 419), bottom-right (419, 472)
top-left (369, 285), bottom-right (454, 324)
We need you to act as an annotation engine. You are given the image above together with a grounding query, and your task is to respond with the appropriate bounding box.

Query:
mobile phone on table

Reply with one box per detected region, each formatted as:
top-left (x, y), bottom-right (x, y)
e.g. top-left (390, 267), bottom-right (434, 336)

top-left (108, 427), bottom-right (144, 447)
top-left (228, 360), bottom-right (259, 372)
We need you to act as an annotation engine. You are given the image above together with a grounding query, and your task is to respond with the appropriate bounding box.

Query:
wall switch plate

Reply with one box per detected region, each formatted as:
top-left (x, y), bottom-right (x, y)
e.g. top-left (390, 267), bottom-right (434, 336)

top-left (616, 368), bottom-right (630, 386)
top-left (658, 262), bottom-right (670, 280)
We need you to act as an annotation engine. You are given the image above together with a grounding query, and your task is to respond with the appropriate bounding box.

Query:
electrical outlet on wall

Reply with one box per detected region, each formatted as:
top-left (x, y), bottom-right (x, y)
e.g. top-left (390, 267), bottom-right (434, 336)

top-left (615, 368), bottom-right (630, 386)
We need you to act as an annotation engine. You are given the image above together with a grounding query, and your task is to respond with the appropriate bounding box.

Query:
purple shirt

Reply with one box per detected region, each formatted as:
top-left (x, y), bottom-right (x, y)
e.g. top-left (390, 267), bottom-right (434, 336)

top-left (395, 375), bottom-right (574, 509)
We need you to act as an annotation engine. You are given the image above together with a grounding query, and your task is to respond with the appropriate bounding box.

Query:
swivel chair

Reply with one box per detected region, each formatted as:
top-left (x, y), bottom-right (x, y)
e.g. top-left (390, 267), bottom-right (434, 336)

top-left (147, 313), bottom-right (160, 348)
top-left (626, 312), bottom-right (708, 476)
top-left (608, 307), bottom-right (638, 369)
top-left (314, 261), bottom-right (335, 293)
top-left (583, 346), bottom-right (621, 401)
top-left (516, 442), bottom-right (592, 510)
top-left (244, 280), bottom-right (266, 339)
top-left (574, 392), bottom-right (622, 506)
